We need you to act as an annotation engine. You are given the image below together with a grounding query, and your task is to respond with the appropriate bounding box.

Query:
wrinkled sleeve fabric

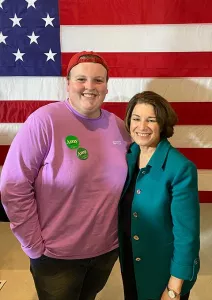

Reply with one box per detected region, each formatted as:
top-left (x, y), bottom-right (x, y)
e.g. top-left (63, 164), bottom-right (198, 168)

top-left (0, 113), bottom-right (49, 258)
top-left (170, 161), bottom-right (200, 281)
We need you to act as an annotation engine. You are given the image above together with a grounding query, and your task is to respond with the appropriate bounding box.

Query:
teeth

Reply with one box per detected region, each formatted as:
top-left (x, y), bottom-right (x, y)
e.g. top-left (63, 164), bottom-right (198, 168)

top-left (83, 93), bottom-right (96, 98)
top-left (137, 133), bottom-right (150, 136)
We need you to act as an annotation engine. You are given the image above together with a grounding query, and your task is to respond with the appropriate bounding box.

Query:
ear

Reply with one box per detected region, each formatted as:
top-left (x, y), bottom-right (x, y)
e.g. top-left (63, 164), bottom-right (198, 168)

top-left (66, 78), bottom-right (70, 92)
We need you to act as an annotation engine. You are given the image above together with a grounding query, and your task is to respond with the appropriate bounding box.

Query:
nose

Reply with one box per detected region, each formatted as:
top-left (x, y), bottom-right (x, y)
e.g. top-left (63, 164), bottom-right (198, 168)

top-left (138, 120), bottom-right (148, 130)
top-left (84, 79), bottom-right (95, 90)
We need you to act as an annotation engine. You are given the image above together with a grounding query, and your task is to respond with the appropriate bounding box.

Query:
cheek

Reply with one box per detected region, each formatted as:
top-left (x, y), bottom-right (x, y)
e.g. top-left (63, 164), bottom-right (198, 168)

top-left (69, 86), bottom-right (83, 95)
top-left (130, 124), bottom-right (135, 135)
top-left (153, 126), bottom-right (161, 137)
top-left (99, 85), bottom-right (108, 94)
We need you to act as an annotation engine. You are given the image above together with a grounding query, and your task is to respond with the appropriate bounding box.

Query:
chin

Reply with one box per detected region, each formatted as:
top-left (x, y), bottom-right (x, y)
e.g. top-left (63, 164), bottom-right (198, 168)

top-left (137, 140), bottom-right (154, 147)
top-left (135, 138), bottom-right (150, 146)
top-left (139, 143), bottom-right (150, 147)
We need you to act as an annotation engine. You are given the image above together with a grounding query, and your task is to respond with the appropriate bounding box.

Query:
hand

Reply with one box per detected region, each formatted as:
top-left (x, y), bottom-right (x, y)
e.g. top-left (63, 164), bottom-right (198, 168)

top-left (162, 276), bottom-right (183, 300)
top-left (161, 288), bottom-right (180, 300)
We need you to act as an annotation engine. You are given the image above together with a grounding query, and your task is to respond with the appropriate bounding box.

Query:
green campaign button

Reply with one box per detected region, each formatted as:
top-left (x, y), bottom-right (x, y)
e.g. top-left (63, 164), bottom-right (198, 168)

top-left (65, 136), bottom-right (79, 149)
top-left (77, 148), bottom-right (88, 160)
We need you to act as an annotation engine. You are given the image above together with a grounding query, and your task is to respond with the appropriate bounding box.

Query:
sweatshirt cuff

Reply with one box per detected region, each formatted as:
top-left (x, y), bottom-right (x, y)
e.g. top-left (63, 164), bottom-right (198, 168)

top-left (22, 240), bottom-right (45, 259)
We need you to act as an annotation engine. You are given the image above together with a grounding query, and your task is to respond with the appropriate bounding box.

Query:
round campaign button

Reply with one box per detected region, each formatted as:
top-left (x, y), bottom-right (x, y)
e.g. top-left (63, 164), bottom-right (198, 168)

top-left (77, 148), bottom-right (88, 160)
top-left (65, 136), bottom-right (80, 149)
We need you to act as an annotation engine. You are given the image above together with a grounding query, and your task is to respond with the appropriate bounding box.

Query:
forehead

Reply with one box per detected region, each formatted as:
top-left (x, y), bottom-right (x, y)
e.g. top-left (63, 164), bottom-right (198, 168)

top-left (71, 62), bottom-right (107, 77)
top-left (132, 103), bottom-right (155, 115)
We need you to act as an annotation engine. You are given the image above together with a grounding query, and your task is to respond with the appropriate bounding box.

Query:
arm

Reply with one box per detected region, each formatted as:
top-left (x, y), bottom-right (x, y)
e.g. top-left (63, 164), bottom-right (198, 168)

top-left (1, 113), bottom-right (49, 258)
top-left (162, 161), bottom-right (200, 299)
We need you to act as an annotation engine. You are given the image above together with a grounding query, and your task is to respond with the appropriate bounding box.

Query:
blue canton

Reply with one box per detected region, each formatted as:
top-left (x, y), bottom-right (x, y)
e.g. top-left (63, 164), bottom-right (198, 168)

top-left (0, 0), bottom-right (61, 76)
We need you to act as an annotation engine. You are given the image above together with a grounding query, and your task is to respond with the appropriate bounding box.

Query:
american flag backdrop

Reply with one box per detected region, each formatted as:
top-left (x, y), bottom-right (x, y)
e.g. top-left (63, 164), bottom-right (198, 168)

top-left (0, 0), bottom-right (212, 203)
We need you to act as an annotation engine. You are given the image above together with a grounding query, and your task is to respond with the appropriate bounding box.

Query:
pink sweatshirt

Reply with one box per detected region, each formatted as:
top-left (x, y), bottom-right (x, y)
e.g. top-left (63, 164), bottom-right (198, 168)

top-left (1, 101), bottom-right (130, 259)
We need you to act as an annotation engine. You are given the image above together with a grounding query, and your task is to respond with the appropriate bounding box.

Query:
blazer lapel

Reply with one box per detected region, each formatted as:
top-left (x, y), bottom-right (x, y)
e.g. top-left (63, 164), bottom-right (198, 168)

top-left (121, 143), bottom-right (140, 197)
top-left (148, 139), bottom-right (171, 179)
top-left (121, 139), bottom-right (172, 198)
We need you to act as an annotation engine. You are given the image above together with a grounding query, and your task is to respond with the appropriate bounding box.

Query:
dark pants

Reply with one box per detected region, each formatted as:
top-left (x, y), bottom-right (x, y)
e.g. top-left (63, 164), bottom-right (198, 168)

top-left (30, 248), bottom-right (118, 300)
top-left (0, 200), bottom-right (9, 222)
top-left (121, 234), bottom-right (190, 300)
top-left (180, 293), bottom-right (190, 300)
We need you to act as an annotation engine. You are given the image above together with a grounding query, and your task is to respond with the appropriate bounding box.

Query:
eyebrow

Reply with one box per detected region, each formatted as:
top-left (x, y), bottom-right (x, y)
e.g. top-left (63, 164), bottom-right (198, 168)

top-left (74, 75), bottom-right (86, 78)
top-left (74, 75), bottom-right (105, 79)
top-left (131, 114), bottom-right (156, 118)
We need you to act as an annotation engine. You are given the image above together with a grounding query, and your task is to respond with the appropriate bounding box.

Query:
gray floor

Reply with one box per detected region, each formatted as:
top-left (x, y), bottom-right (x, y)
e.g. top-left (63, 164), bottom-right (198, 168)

top-left (0, 204), bottom-right (211, 300)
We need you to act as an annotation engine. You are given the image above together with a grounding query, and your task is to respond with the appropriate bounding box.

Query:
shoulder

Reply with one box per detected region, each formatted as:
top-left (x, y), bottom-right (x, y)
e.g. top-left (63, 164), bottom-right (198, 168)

top-left (167, 146), bottom-right (196, 170)
top-left (102, 109), bottom-right (131, 142)
top-left (25, 101), bottom-right (68, 125)
top-left (101, 109), bottom-right (125, 131)
top-left (16, 102), bottom-right (68, 137)
top-left (165, 146), bottom-right (198, 183)
top-left (32, 101), bottom-right (65, 119)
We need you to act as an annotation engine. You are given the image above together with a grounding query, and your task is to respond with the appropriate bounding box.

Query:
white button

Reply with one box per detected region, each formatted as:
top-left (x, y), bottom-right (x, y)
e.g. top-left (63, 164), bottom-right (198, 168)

top-left (136, 189), bottom-right (141, 194)
top-left (135, 257), bottom-right (141, 261)
top-left (133, 212), bottom-right (138, 218)
top-left (142, 171), bottom-right (146, 174)
top-left (133, 235), bottom-right (139, 240)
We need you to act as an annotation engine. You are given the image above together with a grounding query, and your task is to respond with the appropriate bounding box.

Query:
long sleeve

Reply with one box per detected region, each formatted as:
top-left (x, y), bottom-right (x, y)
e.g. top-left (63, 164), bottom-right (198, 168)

top-left (170, 161), bottom-right (200, 281)
top-left (0, 113), bottom-right (49, 258)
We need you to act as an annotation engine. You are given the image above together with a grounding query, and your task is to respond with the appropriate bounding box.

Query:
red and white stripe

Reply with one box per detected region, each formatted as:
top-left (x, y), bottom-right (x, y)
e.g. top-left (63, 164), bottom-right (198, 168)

top-left (1, 0), bottom-right (212, 202)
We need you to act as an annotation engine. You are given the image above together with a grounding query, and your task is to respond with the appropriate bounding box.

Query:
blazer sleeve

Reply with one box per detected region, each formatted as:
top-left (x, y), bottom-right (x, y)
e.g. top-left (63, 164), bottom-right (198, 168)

top-left (170, 160), bottom-right (200, 281)
top-left (0, 114), bottom-right (49, 258)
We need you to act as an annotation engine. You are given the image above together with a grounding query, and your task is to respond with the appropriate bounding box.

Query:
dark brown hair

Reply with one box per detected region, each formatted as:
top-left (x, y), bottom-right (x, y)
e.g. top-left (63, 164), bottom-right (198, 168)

top-left (125, 91), bottom-right (178, 138)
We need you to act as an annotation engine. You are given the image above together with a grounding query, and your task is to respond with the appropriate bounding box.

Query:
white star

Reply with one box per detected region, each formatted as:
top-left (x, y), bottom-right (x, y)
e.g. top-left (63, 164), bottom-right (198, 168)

top-left (13, 48), bottom-right (25, 61)
top-left (25, 0), bottom-right (37, 8)
top-left (0, 31), bottom-right (8, 44)
top-left (0, 0), bottom-right (5, 9)
top-left (10, 14), bottom-right (22, 27)
top-left (44, 49), bottom-right (57, 61)
top-left (42, 13), bottom-right (55, 27)
top-left (27, 31), bottom-right (39, 44)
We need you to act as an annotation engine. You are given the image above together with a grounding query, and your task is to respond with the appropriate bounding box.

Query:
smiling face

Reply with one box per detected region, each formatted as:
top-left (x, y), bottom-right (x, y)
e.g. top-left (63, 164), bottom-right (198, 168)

top-left (67, 62), bottom-right (108, 118)
top-left (130, 103), bottom-right (161, 149)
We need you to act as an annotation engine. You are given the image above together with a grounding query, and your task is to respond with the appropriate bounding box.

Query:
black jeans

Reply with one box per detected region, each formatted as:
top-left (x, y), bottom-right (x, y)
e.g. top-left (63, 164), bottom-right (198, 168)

top-left (30, 248), bottom-right (118, 300)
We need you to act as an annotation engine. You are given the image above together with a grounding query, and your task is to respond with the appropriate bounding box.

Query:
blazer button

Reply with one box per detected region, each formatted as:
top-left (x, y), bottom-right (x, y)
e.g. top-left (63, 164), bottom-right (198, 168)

top-left (135, 257), bottom-right (141, 261)
top-left (136, 189), bottom-right (141, 194)
top-left (133, 212), bottom-right (138, 218)
top-left (133, 235), bottom-right (139, 240)
top-left (142, 170), bottom-right (146, 174)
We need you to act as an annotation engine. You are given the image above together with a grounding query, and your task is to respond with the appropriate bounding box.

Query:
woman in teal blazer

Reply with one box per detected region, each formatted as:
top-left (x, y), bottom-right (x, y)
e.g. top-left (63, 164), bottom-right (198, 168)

top-left (119, 91), bottom-right (200, 300)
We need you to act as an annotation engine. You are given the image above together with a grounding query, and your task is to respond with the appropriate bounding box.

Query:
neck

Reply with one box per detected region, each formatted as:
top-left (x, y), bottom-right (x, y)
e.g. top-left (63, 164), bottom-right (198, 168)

top-left (138, 146), bottom-right (156, 169)
top-left (68, 100), bottom-right (101, 119)
top-left (139, 146), bottom-right (156, 156)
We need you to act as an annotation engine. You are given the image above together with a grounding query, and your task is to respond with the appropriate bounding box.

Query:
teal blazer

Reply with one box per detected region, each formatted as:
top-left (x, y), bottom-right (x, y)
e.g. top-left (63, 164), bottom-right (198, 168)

top-left (119, 139), bottom-right (200, 300)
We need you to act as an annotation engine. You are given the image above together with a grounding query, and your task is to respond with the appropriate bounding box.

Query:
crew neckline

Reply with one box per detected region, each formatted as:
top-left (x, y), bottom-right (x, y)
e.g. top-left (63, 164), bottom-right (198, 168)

top-left (65, 99), bottom-right (103, 121)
